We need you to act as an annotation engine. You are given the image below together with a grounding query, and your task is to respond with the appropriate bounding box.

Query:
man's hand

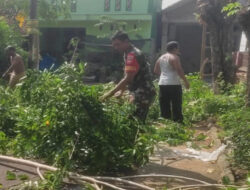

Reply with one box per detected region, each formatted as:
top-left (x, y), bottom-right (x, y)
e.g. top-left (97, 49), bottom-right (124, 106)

top-left (129, 94), bottom-right (135, 103)
top-left (100, 91), bottom-right (113, 101)
top-left (184, 80), bottom-right (190, 89)
top-left (114, 90), bottom-right (124, 99)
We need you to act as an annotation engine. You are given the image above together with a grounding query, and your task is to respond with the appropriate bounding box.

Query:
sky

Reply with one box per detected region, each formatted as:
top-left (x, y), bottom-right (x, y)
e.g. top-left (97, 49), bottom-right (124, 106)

top-left (162, 0), bottom-right (182, 9)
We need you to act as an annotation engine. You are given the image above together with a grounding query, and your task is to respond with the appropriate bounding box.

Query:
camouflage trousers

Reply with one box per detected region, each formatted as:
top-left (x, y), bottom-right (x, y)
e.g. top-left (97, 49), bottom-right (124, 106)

top-left (132, 88), bottom-right (156, 123)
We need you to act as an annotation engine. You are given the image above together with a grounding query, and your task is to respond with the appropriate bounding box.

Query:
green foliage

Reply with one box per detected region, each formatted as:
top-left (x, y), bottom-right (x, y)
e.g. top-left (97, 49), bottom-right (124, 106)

top-left (195, 133), bottom-right (207, 141)
top-left (149, 73), bottom-right (249, 169)
top-left (247, 173), bottom-right (250, 185)
top-left (225, 187), bottom-right (237, 190)
top-left (0, 18), bottom-right (26, 75)
top-left (0, 85), bottom-right (17, 138)
top-left (0, 131), bottom-right (8, 154)
top-left (6, 171), bottom-right (17, 180)
top-left (155, 119), bottom-right (193, 146)
top-left (0, 0), bottom-right (29, 19)
top-left (38, 0), bottom-right (71, 20)
top-left (183, 74), bottom-right (245, 123)
top-left (222, 175), bottom-right (231, 185)
top-left (0, 0), bottom-right (71, 21)
top-left (222, 2), bottom-right (242, 16)
top-left (217, 108), bottom-right (250, 130)
top-left (147, 82), bottom-right (160, 120)
top-left (36, 170), bottom-right (65, 190)
top-left (184, 75), bottom-right (249, 169)
top-left (0, 63), bottom-right (154, 174)
top-left (18, 174), bottom-right (29, 181)
top-left (1, 69), bottom-right (249, 174)
top-left (183, 75), bottom-right (249, 169)
top-left (231, 121), bottom-right (250, 170)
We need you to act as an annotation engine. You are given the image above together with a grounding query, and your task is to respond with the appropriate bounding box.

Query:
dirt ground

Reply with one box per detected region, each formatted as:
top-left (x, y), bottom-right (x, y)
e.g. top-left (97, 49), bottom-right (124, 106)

top-left (0, 161), bottom-right (38, 189)
top-left (132, 119), bottom-right (228, 189)
top-left (0, 119), bottom-right (234, 189)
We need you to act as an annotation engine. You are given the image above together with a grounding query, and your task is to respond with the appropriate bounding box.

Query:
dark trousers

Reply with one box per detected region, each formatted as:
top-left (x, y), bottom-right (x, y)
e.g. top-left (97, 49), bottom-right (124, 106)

top-left (159, 85), bottom-right (183, 122)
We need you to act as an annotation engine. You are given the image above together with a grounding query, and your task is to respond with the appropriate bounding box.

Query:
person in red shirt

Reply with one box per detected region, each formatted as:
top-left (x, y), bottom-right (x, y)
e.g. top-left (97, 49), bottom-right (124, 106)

top-left (101, 31), bottom-right (155, 122)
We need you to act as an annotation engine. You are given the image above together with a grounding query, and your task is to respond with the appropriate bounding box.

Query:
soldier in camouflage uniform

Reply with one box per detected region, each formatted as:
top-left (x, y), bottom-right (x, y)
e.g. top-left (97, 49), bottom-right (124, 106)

top-left (101, 31), bottom-right (155, 122)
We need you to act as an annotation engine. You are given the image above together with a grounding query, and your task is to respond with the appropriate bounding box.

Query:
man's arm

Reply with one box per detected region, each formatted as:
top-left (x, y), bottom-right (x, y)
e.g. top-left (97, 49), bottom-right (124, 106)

top-left (101, 52), bottom-right (139, 100)
top-left (2, 56), bottom-right (23, 78)
top-left (101, 72), bottom-right (136, 100)
top-left (154, 59), bottom-right (161, 75)
top-left (169, 56), bottom-right (190, 89)
top-left (2, 63), bottom-right (15, 78)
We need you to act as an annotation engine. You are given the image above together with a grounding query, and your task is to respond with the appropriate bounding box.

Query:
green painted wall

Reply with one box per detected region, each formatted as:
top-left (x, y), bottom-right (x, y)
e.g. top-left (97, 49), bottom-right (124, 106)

top-left (40, 20), bottom-right (152, 39)
top-left (40, 0), bottom-right (162, 37)
top-left (72, 0), bottom-right (150, 15)
top-left (40, 0), bottom-right (162, 56)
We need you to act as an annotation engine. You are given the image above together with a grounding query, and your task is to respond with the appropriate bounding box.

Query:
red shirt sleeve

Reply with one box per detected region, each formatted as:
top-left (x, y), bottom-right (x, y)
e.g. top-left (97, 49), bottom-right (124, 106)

top-left (125, 52), bottom-right (140, 73)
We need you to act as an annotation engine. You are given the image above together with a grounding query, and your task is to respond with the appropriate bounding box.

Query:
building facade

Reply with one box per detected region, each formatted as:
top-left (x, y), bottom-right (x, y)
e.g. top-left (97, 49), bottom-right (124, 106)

top-left (161, 0), bottom-right (242, 74)
top-left (39, 0), bottom-right (162, 63)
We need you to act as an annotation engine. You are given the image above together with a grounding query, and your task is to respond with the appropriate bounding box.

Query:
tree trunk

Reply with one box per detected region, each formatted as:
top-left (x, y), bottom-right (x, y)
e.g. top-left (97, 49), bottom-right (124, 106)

top-left (246, 47), bottom-right (250, 107)
top-left (30, 0), bottom-right (40, 70)
top-left (238, 4), bottom-right (250, 106)
top-left (208, 21), bottom-right (235, 93)
top-left (209, 23), bottom-right (223, 93)
top-left (197, 0), bottom-right (237, 93)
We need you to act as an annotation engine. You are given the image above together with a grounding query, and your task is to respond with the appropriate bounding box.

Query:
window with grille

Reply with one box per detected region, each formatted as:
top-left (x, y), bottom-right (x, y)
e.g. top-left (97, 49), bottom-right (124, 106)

top-left (71, 0), bottom-right (77, 12)
top-left (104, 0), bottom-right (110, 11)
top-left (126, 0), bottom-right (132, 11)
top-left (115, 0), bottom-right (121, 11)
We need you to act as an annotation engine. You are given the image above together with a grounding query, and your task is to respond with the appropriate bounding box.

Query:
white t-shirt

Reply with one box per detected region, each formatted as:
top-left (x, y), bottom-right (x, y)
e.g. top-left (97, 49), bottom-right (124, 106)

top-left (158, 55), bottom-right (181, 85)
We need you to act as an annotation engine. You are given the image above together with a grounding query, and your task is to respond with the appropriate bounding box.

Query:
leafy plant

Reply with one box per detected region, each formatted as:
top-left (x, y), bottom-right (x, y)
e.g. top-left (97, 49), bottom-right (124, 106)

top-left (6, 171), bottom-right (17, 180)
top-left (0, 0), bottom-right (71, 21)
top-left (222, 2), bottom-right (242, 16)
top-left (155, 119), bottom-right (193, 146)
top-left (231, 123), bottom-right (250, 170)
top-left (0, 63), bottom-right (155, 174)
top-left (222, 175), bottom-right (231, 185)
top-left (153, 74), bottom-right (249, 170)
top-left (18, 174), bottom-right (29, 181)
top-left (195, 133), bottom-right (207, 141)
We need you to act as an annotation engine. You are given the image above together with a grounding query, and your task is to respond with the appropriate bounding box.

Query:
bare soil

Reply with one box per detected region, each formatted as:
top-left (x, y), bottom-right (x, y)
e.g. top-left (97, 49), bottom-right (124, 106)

top-left (131, 119), bottom-right (227, 189)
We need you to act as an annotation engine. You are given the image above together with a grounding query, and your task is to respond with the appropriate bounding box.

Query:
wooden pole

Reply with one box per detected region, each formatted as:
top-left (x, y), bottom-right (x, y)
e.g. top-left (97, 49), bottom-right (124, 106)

top-left (200, 24), bottom-right (207, 79)
top-left (30, 0), bottom-right (37, 19)
top-left (30, 0), bottom-right (39, 70)
top-left (246, 40), bottom-right (250, 106)
top-left (244, 0), bottom-right (250, 106)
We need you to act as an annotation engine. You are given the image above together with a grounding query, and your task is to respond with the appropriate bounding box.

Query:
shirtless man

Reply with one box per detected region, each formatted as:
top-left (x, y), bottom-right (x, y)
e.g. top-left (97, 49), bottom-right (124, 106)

top-left (2, 46), bottom-right (25, 87)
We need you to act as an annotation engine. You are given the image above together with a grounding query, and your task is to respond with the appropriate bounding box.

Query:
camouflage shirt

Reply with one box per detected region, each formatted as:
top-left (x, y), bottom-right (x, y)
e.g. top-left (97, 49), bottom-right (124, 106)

top-left (124, 45), bottom-right (155, 98)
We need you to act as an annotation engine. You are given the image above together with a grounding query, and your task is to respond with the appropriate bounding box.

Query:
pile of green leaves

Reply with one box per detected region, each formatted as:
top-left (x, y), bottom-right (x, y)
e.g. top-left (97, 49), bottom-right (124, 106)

top-left (0, 64), bottom-right (154, 174)
top-left (155, 119), bottom-right (193, 146)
